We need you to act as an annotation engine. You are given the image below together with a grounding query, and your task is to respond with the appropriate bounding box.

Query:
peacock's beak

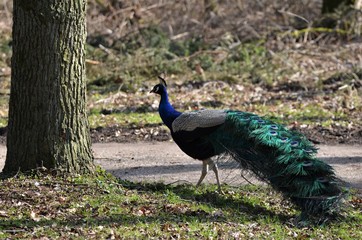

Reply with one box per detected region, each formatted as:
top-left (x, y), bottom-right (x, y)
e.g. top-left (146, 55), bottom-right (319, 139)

top-left (150, 86), bottom-right (158, 93)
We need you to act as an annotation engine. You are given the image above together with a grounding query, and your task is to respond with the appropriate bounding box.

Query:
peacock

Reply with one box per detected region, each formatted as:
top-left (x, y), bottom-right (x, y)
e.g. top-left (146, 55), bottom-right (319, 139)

top-left (150, 76), bottom-right (344, 217)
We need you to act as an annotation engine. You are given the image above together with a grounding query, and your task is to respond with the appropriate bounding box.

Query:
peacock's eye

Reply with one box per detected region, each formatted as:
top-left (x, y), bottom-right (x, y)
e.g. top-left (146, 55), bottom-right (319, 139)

top-left (270, 125), bottom-right (278, 130)
top-left (155, 86), bottom-right (159, 92)
top-left (317, 177), bottom-right (329, 183)
top-left (302, 160), bottom-right (313, 167)
top-left (303, 149), bottom-right (314, 153)
top-left (269, 131), bottom-right (277, 136)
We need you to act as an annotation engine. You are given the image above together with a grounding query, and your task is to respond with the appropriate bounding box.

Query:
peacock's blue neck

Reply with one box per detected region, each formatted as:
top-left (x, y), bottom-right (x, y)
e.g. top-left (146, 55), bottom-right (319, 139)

top-left (158, 90), bottom-right (182, 130)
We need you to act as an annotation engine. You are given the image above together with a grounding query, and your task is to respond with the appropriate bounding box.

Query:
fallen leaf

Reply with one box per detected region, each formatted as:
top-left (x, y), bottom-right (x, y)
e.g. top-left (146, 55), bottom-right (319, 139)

top-left (0, 210), bottom-right (8, 217)
top-left (30, 211), bottom-right (40, 222)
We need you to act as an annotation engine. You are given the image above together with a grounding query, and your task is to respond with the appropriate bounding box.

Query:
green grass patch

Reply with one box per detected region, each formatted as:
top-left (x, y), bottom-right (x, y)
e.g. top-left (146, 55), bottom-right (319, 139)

top-left (245, 102), bottom-right (353, 129)
top-left (0, 169), bottom-right (360, 239)
top-left (88, 112), bottom-right (161, 128)
top-left (0, 108), bottom-right (164, 130)
top-left (0, 117), bottom-right (7, 128)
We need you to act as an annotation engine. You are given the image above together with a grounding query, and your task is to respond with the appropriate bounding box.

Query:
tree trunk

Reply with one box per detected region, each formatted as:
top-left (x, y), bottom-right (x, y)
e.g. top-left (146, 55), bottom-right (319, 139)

top-left (4, 0), bottom-right (94, 174)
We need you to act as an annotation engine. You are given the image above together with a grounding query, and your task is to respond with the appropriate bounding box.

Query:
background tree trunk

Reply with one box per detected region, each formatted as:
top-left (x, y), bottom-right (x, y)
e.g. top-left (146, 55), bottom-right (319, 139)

top-left (322, 0), bottom-right (353, 13)
top-left (3, 0), bottom-right (94, 174)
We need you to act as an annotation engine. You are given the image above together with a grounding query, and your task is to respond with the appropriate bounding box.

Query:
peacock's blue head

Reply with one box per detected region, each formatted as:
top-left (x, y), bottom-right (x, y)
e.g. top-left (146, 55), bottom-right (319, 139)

top-left (150, 84), bottom-right (166, 95)
top-left (150, 76), bottom-right (167, 95)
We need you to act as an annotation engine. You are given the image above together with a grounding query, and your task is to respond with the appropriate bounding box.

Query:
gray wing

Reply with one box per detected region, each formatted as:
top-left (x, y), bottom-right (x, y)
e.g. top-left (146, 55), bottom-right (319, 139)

top-left (172, 109), bottom-right (227, 132)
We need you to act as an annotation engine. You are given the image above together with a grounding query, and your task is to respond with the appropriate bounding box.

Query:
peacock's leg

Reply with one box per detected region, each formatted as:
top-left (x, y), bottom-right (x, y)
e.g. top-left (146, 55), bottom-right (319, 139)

top-left (196, 160), bottom-right (209, 187)
top-left (208, 159), bottom-right (222, 193)
top-left (196, 158), bottom-right (222, 193)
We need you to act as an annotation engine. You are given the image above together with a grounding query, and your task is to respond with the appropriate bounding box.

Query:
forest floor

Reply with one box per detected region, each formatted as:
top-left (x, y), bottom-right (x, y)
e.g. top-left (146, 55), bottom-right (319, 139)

top-left (0, 2), bottom-right (362, 238)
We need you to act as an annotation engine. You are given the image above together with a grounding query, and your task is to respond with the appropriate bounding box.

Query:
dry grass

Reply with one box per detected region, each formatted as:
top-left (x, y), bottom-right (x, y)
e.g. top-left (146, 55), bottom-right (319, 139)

top-left (86, 0), bottom-right (322, 44)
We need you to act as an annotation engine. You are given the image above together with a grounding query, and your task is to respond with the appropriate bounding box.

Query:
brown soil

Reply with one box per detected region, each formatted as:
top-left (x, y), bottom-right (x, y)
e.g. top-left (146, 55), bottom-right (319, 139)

top-left (0, 117), bottom-right (360, 146)
top-left (89, 124), bottom-right (362, 145)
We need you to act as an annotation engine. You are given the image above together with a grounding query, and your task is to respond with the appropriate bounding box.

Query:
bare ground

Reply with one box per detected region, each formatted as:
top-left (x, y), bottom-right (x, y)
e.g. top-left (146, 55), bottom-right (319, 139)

top-left (1, 142), bottom-right (360, 190)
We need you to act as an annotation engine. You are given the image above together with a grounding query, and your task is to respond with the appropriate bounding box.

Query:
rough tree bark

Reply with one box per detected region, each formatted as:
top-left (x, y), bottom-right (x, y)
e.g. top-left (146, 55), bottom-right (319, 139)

top-left (3, 0), bottom-right (94, 174)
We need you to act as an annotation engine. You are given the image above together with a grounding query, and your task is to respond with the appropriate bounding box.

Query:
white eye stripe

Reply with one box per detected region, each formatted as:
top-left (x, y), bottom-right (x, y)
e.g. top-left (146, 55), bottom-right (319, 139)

top-left (155, 86), bottom-right (159, 92)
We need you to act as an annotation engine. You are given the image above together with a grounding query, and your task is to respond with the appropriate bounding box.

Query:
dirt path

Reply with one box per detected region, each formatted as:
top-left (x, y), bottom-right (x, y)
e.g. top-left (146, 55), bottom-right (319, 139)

top-left (0, 142), bottom-right (361, 189)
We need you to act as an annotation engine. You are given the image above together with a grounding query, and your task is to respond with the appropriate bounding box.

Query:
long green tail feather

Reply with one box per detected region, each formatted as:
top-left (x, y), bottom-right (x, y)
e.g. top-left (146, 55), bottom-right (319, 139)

top-left (210, 110), bottom-right (345, 215)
